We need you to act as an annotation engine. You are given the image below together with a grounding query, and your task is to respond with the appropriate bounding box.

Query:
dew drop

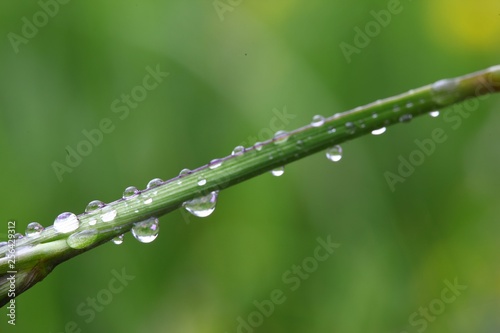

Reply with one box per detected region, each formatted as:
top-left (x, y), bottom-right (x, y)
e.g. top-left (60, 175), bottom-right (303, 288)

top-left (209, 159), bottom-right (223, 169)
top-left (399, 114), bottom-right (413, 123)
top-left (254, 143), bottom-right (263, 151)
top-left (326, 145), bottom-right (343, 162)
top-left (179, 168), bottom-right (191, 177)
top-left (123, 186), bottom-right (139, 199)
top-left (88, 219), bottom-right (97, 226)
top-left (232, 145), bottom-right (245, 156)
top-left (25, 222), bottom-right (44, 237)
top-left (85, 200), bottom-right (105, 213)
top-left (271, 166), bottom-right (285, 177)
top-left (100, 207), bottom-right (117, 222)
top-left (371, 127), bottom-right (386, 136)
top-left (273, 130), bottom-right (288, 144)
top-left (429, 110), bottom-right (440, 118)
top-left (54, 212), bottom-right (80, 234)
top-left (183, 191), bottom-right (219, 217)
top-left (131, 217), bottom-right (159, 243)
top-left (431, 79), bottom-right (459, 105)
top-left (147, 178), bottom-right (163, 189)
top-left (371, 113), bottom-right (378, 119)
top-left (197, 177), bottom-right (207, 186)
top-left (14, 233), bottom-right (23, 240)
top-left (393, 105), bottom-right (401, 112)
top-left (345, 122), bottom-right (356, 135)
top-left (112, 234), bottom-right (124, 245)
top-left (406, 102), bottom-right (414, 108)
top-left (296, 140), bottom-right (304, 149)
top-left (144, 197), bottom-right (153, 205)
top-left (67, 229), bottom-right (98, 249)
top-left (311, 115), bottom-right (325, 127)
top-left (328, 127), bottom-right (336, 134)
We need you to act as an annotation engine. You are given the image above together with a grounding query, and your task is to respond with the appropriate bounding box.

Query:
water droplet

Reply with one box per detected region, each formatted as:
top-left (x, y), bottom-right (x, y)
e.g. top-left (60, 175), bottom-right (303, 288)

top-left (271, 166), bottom-right (285, 177)
top-left (254, 143), bottom-right (263, 151)
top-left (429, 110), bottom-right (440, 118)
top-left (371, 113), bottom-right (378, 119)
top-left (123, 186), bottom-right (138, 199)
top-left (311, 115), bottom-right (325, 127)
top-left (197, 177), bottom-right (206, 186)
top-left (431, 79), bottom-right (459, 105)
top-left (144, 197), bottom-right (153, 205)
top-left (25, 222), bottom-right (44, 237)
top-left (273, 130), bottom-right (288, 144)
top-left (111, 234), bottom-right (124, 245)
top-left (131, 217), bottom-right (159, 243)
top-left (393, 105), bottom-right (401, 112)
top-left (54, 212), bottom-right (80, 233)
top-left (296, 140), bottom-right (304, 149)
top-left (67, 229), bottom-right (98, 249)
top-left (328, 127), bottom-right (336, 134)
top-left (14, 233), bottom-right (23, 240)
top-left (88, 219), bottom-right (97, 226)
top-left (232, 145), bottom-right (245, 156)
top-left (85, 200), bottom-right (105, 213)
top-left (326, 145), bottom-right (343, 162)
top-left (147, 178), bottom-right (163, 189)
top-left (179, 168), bottom-right (191, 177)
top-left (406, 102), bottom-right (414, 108)
top-left (100, 207), bottom-right (117, 222)
top-left (399, 114), bottom-right (413, 123)
top-left (183, 191), bottom-right (219, 217)
top-left (209, 159), bottom-right (223, 169)
top-left (371, 127), bottom-right (386, 136)
top-left (345, 122), bottom-right (355, 135)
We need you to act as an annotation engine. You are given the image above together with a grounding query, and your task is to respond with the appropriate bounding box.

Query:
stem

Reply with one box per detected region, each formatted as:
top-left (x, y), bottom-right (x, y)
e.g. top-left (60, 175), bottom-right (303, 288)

top-left (1, 65), bottom-right (499, 307)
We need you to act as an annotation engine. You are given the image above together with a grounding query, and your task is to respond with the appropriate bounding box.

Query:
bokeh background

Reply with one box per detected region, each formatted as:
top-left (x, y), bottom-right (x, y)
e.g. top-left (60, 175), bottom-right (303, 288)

top-left (1, 1), bottom-right (500, 332)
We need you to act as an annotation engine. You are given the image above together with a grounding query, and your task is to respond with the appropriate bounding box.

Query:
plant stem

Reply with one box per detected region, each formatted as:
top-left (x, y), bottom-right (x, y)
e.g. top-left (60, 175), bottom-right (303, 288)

top-left (1, 65), bottom-right (499, 307)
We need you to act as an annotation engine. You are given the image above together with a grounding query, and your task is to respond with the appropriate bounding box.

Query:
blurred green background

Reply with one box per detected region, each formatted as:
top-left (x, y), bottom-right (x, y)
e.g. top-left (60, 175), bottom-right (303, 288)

top-left (1, 0), bottom-right (500, 332)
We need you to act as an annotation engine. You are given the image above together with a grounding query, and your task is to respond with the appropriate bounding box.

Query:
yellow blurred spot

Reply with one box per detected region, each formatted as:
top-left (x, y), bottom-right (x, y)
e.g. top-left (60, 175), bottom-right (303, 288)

top-left (425, 0), bottom-right (500, 51)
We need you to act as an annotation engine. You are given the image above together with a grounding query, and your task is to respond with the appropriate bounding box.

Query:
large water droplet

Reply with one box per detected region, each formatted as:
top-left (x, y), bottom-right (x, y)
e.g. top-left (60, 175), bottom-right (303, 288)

top-left (431, 79), bottom-right (459, 105)
top-left (209, 159), bottom-right (223, 169)
top-left (183, 191), bottom-right (219, 217)
top-left (232, 146), bottom-right (245, 156)
top-left (326, 145), bottom-right (343, 162)
top-left (131, 217), bottom-right (159, 243)
top-left (25, 222), bottom-right (44, 237)
top-left (429, 110), bottom-right (440, 118)
top-left (311, 115), bottom-right (325, 127)
top-left (123, 186), bottom-right (138, 199)
top-left (371, 127), bottom-right (386, 136)
top-left (67, 230), bottom-right (98, 249)
top-left (271, 166), bottom-right (285, 177)
top-left (85, 200), bottom-right (105, 213)
top-left (100, 207), bottom-right (117, 222)
top-left (399, 114), bottom-right (413, 123)
top-left (54, 212), bottom-right (80, 234)
top-left (112, 234), bottom-right (124, 245)
top-left (273, 130), bottom-right (288, 144)
top-left (147, 178), bottom-right (163, 189)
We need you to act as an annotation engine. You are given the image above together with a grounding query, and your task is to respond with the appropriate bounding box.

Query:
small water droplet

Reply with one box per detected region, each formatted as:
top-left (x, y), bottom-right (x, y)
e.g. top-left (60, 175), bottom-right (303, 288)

top-left (429, 110), bottom-right (440, 118)
top-left (209, 159), bottom-right (223, 169)
top-left (179, 168), bottom-right (191, 177)
top-left (100, 207), bottom-right (117, 222)
top-left (232, 145), bottom-right (245, 156)
top-left (431, 79), bottom-right (459, 105)
top-left (147, 178), bottom-right (163, 189)
top-left (183, 191), bottom-right (219, 217)
top-left (254, 143), bottom-right (263, 151)
top-left (371, 127), bottom-right (386, 136)
top-left (131, 217), bottom-right (159, 243)
top-left (273, 130), bottom-right (288, 144)
top-left (14, 233), bottom-right (23, 240)
top-left (345, 122), bottom-right (355, 135)
top-left (197, 177), bottom-right (207, 186)
top-left (144, 197), bottom-right (153, 205)
top-left (25, 222), bottom-right (44, 237)
top-left (67, 229), bottom-right (98, 249)
top-left (296, 140), bottom-right (304, 149)
top-left (399, 114), bottom-right (413, 123)
top-left (328, 127), bottom-right (337, 134)
top-left (271, 166), bottom-right (285, 177)
top-left (326, 145), bottom-right (343, 162)
top-left (371, 113), bottom-right (378, 119)
top-left (85, 200), bottom-right (105, 213)
top-left (54, 212), bottom-right (80, 234)
top-left (406, 102), bottom-right (414, 108)
top-left (123, 186), bottom-right (138, 199)
top-left (88, 219), bottom-right (97, 226)
top-left (393, 105), bottom-right (401, 112)
top-left (112, 234), bottom-right (124, 245)
top-left (311, 115), bottom-right (325, 127)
